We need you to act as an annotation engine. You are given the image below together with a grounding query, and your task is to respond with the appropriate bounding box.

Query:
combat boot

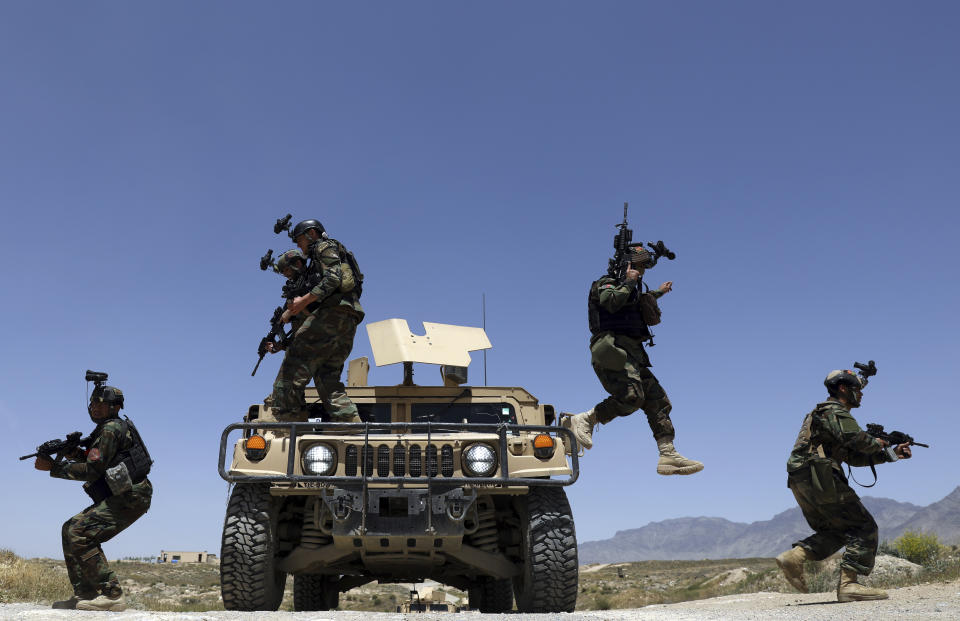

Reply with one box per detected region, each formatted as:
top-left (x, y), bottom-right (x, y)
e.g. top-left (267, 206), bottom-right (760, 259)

top-left (76, 592), bottom-right (127, 612)
top-left (656, 439), bottom-right (704, 475)
top-left (837, 567), bottom-right (888, 602)
top-left (52, 594), bottom-right (93, 609)
top-left (775, 545), bottom-right (812, 593)
top-left (560, 409), bottom-right (598, 450)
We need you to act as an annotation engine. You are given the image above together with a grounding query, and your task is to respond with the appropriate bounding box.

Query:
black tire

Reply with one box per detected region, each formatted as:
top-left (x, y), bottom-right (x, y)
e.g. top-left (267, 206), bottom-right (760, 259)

top-left (220, 483), bottom-right (286, 611)
top-left (478, 577), bottom-right (514, 612)
top-left (293, 574), bottom-right (339, 611)
top-left (467, 583), bottom-right (482, 610)
top-left (513, 486), bottom-right (578, 613)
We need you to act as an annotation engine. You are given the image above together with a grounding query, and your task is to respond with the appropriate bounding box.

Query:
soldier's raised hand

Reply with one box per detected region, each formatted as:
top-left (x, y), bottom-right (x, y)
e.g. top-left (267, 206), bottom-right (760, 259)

top-left (625, 266), bottom-right (640, 283)
top-left (659, 281), bottom-right (673, 294)
top-left (34, 455), bottom-right (53, 471)
top-left (895, 444), bottom-right (912, 459)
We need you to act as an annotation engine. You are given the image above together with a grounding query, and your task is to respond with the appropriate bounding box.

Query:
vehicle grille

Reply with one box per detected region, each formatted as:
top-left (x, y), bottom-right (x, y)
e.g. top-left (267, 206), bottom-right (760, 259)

top-left (341, 443), bottom-right (458, 478)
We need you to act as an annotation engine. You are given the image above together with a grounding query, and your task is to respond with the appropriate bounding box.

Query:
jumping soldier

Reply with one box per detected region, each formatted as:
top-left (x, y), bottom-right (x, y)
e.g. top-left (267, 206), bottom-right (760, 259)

top-left (35, 380), bottom-right (152, 611)
top-left (268, 220), bottom-right (365, 423)
top-left (563, 244), bottom-right (703, 475)
top-left (777, 368), bottom-right (912, 602)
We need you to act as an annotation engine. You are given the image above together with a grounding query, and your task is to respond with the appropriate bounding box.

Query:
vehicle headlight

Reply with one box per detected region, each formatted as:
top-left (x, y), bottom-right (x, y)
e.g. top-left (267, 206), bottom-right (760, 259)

top-left (302, 443), bottom-right (337, 476)
top-left (462, 443), bottom-right (497, 477)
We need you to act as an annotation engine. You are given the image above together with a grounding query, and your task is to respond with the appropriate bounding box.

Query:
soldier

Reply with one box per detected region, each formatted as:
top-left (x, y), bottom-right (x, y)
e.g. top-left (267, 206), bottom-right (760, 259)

top-left (563, 244), bottom-right (703, 475)
top-left (34, 381), bottom-right (152, 611)
top-left (776, 369), bottom-right (911, 602)
top-left (268, 220), bottom-right (364, 423)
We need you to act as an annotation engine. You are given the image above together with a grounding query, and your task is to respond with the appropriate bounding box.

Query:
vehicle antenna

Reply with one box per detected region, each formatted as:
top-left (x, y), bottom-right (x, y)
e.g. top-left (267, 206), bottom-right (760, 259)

top-left (482, 293), bottom-right (488, 386)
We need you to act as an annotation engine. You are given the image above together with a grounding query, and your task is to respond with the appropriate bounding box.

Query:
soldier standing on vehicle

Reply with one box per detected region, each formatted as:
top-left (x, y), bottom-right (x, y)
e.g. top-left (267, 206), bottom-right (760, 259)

top-left (269, 220), bottom-right (365, 423)
top-left (563, 244), bottom-right (703, 475)
top-left (776, 368), bottom-right (912, 602)
top-left (34, 377), bottom-right (152, 611)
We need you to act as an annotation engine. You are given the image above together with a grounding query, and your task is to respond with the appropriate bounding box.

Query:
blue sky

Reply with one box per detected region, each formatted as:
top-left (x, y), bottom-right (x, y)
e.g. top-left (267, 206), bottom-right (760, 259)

top-left (1, 2), bottom-right (957, 559)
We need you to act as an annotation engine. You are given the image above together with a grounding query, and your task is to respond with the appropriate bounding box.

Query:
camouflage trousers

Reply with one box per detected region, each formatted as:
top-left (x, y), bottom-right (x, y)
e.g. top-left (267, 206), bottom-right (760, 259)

top-left (62, 479), bottom-right (152, 597)
top-left (590, 337), bottom-right (674, 441)
top-left (271, 308), bottom-right (360, 421)
top-left (788, 469), bottom-right (878, 575)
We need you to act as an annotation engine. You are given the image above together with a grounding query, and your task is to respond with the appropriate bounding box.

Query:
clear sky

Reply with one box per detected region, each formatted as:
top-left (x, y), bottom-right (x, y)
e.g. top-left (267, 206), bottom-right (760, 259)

top-left (1, 2), bottom-right (957, 559)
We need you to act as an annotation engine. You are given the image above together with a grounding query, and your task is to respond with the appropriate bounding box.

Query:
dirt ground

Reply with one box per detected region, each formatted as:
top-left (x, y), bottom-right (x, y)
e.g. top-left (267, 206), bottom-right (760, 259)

top-left (1, 579), bottom-right (957, 620)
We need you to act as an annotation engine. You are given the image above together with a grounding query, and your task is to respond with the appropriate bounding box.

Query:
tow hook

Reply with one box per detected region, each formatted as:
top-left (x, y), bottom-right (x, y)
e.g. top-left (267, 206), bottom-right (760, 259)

top-left (447, 498), bottom-right (465, 520)
top-left (334, 496), bottom-right (351, 520)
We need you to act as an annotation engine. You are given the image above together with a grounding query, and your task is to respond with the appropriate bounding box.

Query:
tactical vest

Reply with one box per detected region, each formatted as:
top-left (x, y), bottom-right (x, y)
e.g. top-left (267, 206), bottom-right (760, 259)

top-left (84, 417), bottom-right (153, 504)
top-left (587, 278), bottom-right (651, 340)
top-left (308, 238), bottom-right (364, 300)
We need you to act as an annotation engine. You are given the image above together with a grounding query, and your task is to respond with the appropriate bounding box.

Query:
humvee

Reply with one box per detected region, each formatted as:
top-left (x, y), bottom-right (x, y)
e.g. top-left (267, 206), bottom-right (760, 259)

top-left (217, 319), bottom-right (580, 613)
top-left (397, 586), bottom-right (461, 613)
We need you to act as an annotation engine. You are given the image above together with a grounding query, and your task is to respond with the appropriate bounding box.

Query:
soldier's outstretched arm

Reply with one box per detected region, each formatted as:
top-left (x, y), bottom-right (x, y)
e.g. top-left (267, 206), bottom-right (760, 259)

top-left (50, 423), bottom-right (122, 482)
top-left (821, 410), bottom-right (892, 467)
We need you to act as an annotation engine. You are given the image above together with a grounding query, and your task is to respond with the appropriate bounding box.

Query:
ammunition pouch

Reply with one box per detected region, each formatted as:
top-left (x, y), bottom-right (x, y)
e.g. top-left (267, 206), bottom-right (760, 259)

top-left (105, 461), bottom-right (133, 496)
top-left (590, 333), bottom-right (627, 370)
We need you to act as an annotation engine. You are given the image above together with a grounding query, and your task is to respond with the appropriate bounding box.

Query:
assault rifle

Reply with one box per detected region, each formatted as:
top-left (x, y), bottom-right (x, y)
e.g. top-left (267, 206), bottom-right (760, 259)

top-left (865, 424), bottom-right (929, 449)
top-left (251, 306), bottom-right (291, 376)
top-left (20, 431), bottom-right (90, 461)
top-left (608, 203), bottom-right (677, 280)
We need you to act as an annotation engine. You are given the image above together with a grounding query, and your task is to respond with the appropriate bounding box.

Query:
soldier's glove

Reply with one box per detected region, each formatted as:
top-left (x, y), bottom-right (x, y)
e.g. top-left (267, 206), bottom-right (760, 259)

top-left (34, 455), bottom-right (54, 471)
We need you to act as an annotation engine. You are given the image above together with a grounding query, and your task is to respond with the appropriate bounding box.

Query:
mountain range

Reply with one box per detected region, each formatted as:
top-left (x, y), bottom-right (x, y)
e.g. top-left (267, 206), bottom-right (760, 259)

top-left (578, 485), bottom-right (960, 563)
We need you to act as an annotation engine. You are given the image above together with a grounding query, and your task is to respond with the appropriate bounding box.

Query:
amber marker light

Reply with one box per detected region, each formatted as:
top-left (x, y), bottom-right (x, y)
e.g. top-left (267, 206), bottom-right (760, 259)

top-left (533, 434), bottom-right (555, 459)
top-left (245, 434), bottom-right (267, 461)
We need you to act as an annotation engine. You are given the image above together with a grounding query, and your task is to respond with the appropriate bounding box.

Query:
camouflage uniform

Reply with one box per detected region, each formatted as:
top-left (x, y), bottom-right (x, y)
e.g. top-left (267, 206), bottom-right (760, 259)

top-left (50, 417), bottom-right (152, 598)
top-left (588, 276), bottom-right (673, 440)
top-left (785, 399), bottom-right (894, 575)
top-left (271, 237), bottom-right (364, 422)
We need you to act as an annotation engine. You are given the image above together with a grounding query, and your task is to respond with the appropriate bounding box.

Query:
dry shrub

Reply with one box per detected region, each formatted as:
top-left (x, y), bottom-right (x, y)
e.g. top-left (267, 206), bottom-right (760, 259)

top-left (0, 550), bottom-right (72, 603)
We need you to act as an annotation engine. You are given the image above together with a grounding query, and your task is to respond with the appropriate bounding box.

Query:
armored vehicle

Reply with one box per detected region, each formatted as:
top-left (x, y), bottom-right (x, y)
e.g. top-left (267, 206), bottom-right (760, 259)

top-left (218, 319), bottom-right (580, 613)
top-left (397, 586), bottom-right (461, 613)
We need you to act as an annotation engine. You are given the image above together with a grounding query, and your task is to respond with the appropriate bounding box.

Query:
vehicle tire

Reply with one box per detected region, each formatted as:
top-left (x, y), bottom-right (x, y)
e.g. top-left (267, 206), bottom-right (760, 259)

top-left (467, 583), bottom-right (482, 610)
top-left (220, 483), bottom-right (286, 611)
top-left (513, 486), bottom-right (578, 613)
top-left (478, 577), bottom-right (514, 613)
top-left (293, 574), bottom-right (339, 611)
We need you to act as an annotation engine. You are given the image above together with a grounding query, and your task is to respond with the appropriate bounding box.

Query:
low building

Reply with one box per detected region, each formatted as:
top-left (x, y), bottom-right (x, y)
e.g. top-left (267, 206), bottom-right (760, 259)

top-left (157, 550), bottom-right (218, 564)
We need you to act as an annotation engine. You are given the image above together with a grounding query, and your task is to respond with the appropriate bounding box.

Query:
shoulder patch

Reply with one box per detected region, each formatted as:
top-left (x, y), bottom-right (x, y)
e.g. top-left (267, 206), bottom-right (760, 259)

top-left (87, 448), bottom-right (101, 462)
top-left (600, 284), bottom-right (615, 289)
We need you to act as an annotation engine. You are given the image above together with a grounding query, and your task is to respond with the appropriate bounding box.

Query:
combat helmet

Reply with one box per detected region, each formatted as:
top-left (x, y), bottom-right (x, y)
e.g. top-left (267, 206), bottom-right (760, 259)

top-left (90, 385), bottom-right (124, 409)
top-left (290, 219), bottom-right (325, 240)
top-left (275, 248), bottom-right (306, 275)
top-left (824, 370), bottom-right (863, 407)
top-left (626, 244), bottom-right (655, 269)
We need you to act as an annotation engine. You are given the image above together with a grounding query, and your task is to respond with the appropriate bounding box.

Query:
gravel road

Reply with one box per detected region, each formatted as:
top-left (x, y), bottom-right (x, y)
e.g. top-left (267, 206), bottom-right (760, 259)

top-left (2, 580), bottom-right (958, 621)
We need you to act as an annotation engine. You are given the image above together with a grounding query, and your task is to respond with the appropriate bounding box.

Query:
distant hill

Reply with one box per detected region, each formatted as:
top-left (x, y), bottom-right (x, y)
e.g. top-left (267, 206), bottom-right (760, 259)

top-left (579, 486), bottom-right (959, 563)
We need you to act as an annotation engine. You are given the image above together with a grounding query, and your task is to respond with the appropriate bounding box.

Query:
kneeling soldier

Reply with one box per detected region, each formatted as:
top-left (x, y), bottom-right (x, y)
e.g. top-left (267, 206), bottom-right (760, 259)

top-left (35, 377), bottom-right (152, 611)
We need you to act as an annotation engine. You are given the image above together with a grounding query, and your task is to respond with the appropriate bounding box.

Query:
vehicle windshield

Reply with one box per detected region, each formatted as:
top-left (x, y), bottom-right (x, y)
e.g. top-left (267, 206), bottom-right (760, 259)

top-left (410, 402), bottom-right (517, 425)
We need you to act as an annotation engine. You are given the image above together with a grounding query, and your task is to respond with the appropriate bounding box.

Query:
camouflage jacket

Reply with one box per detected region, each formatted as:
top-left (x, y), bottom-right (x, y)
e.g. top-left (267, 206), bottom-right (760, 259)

top-left (786, 399), bottom-right (891, 474)
top-left (306, 238), bottom-right (363, 315)
top-left (50, 417), bottom-right (149, 486)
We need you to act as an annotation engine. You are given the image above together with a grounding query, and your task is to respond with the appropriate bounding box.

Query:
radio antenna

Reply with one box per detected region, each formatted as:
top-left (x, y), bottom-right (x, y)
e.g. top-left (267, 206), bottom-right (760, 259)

top-left (482, 293), bottom-right (488, 386)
